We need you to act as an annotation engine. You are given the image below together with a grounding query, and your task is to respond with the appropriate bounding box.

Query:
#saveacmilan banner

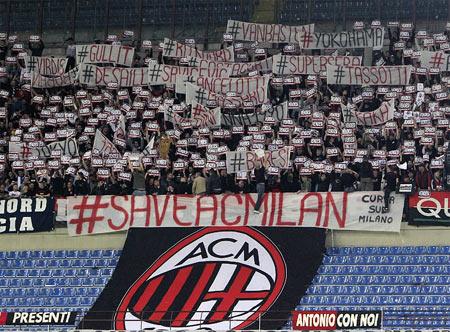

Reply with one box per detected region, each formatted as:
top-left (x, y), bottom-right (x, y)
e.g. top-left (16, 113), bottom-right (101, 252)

top-left (0, 198), bottom-right (54, 234)
top-left (66, 192), bottom-right (404, 236)
top-left (78, 227), bottom-right (326, 329)
top-left (408, 192), bottom-right (450, 226)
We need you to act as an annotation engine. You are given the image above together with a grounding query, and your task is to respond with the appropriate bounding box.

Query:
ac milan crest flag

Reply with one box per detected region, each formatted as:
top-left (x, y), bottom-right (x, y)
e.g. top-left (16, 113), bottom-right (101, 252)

top-left (78, 227), bottom-right (325, 329)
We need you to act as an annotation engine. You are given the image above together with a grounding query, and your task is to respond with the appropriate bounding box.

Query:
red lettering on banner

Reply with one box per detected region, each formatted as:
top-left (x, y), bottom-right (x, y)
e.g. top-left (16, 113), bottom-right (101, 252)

top-left (109, 195), bottom-right (129, 230)
top-left (299, 193), bottom-right (323, 226)
top-left (220, 194), bottom-right (243, 225)
top-left (152, 195), bottom-right (170, 226)
top-left (243, 194), bottom-right (258, 225)
top-left (195, 195), bottom-right (218, 226)
top-left (173, 195), bottom-right (192, 226)
top-left (130, 195), bottom-right (152, 227)
top-left (175, 42), bottom-right (183, 57)
top-left (323, 192), bottom-right (347, 228)
top-left (276, 192), bottom-right (296, 226)
top-left (70, 196), bottom-right (109, 234)
top-left (267, 192), bottom-right (277, 226)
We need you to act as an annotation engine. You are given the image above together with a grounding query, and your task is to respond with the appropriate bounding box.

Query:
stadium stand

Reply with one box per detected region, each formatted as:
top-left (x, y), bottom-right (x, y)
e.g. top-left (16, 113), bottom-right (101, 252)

top-left (298, 246), bottom-right (450, 329)
top-left (0, 249), bottom-right (120, 329)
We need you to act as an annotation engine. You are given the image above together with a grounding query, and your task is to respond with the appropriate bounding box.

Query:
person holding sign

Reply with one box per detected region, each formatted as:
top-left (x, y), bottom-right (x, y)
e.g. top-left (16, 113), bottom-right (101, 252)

top-left (253, 158), bottom-right (266, 214)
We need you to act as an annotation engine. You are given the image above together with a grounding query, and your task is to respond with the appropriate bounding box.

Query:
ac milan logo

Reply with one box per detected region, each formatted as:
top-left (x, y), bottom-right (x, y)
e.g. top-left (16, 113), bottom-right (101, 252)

top-left (114, 227), bottom-right (286, 330)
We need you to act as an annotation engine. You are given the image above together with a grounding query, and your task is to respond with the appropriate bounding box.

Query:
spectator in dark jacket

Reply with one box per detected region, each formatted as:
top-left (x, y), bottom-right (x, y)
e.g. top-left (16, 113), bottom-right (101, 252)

top-left (359, 156), bottom-right (374, 191)
top-left (73, 173), bottom-right (90, 195)
top-left (415, 164), bottom-right (431, 190)
top-left (206, 169), bottom-right (222, 194)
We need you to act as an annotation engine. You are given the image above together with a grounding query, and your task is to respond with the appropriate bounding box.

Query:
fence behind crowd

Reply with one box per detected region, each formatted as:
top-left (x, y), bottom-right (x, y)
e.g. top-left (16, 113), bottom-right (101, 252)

top-left (1, 0), bottom-right (450, 47)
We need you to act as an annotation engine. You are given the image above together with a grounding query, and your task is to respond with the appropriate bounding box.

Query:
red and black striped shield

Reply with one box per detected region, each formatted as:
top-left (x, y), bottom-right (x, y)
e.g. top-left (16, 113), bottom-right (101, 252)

top-left (79, 226), bottom-right (325, 330)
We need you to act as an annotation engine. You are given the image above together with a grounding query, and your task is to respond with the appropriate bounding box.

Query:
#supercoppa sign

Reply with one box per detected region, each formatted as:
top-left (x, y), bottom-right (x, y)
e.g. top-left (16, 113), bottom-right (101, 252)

top-left (292, 310), bottom-right (382, 330)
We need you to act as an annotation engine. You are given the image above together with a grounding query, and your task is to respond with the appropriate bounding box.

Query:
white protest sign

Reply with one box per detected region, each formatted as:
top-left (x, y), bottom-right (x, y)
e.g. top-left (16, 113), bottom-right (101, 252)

top-left (9, 138), bottom-right (79, 159)
top-left (186, 55), bottom-right (273, 76)
top-left (165, 101), bottom-right (221, 129)
top-left (226, 20), bottom-right (314, 43)
top-left (327, 65), bottom-right (412, 85)
top-left (301, 28), bottom-right (385, 50)
top-left (76, 44), bottom-right (135, 66)
top-left (177, 75), bottom-right (269, 95)
top-left (272, 54), bottom-right (362, 75)
top-left (78, 64), bottom-right (148, 87)
top-left (419, 51), bottom-right (450, 71)
top-left (226, 146), bottom-right (292, 173)
top-left (93, 129), bottom-right (120, 157)
top-left (25, 56), bottom-right (67, 76)
top-left (162, 38), bottom-right (234, 62)
top-left (354, 100), bottom-right (395, 126)
top-left (148, 62), bottom-right (230, 86)
top-left (186, 82), bottom-right (268, 108)
top-left (221, 102), bottom-right (288, 126)
top-left (31, 67), bottom-right (79, 88)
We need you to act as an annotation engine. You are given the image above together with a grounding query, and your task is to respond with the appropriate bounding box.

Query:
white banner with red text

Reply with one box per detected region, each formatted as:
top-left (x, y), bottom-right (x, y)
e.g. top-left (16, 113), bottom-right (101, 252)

top-left (301, 28), bottom-right (385, 50)
top-left (66, 192), bottom-right (404, 236)
top-left (148, 62), bottom-right (230, 86)
top-left (354, 100), bottom-right (395, 126)
top-left (162, 38), bottom-right (234, 62)
top-left (76, 44), bottom-right (135, 67)
top-left (186, 56), bottom-right (273, 77)
top-left (186, 82), bottom-right (269, 108)
top-left (326, 65), bottom-right (412, 86)
top-left (25, 56), bottom-right (67, 76)
top-left (272, 54), bottom-right (362, 75)
top-left (78, 64), bottom-right (148, 87)
top-left (176, 75), bottom-right (269, 95)
top-left (226, 20), bottom-right (314, 44)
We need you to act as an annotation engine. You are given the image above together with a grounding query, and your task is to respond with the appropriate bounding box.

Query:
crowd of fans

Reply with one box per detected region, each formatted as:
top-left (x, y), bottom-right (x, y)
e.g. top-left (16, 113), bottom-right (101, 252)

top-left (0, 26), bottom-right (449, 210)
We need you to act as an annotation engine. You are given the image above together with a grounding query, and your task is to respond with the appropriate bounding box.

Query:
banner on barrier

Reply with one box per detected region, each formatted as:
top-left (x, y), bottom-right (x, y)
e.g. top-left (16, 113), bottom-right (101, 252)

top-left (221, 102), bottom-right (288, 126)
top-left (301, 28), bottom-right (385, 50)
top-left (272, 54), bottom-right (362, 75)
top-left (354, 100), bottom-right (395, 126)
top-left (292, 310), bottom-right (382, 330)
top-left (0, 198), bottom-right (54, 234)
top-left (408, 192), bottom-right (450, 226)
top-left (0, 311), bottom-right (77, 325)
top-left (148, 62), bottom-right (230, 86)
top-left (186, 82), bottom-right (269, 108)
top-left (226, 20), bottom-right (314, 43)
top-left (326, 65), bottom-right (412, 85)
top-left (9, 138), bottom-right (79, 159)
top-left (76, 44), bottom-right (135, 66)
top-left (163, 38), bottom-right (234, 62)
top-left (186, 56), bottom-right (273, 77)
top-left (78, 64), bottom-right (148, 87)
top-left (78, 227), bottom-right (326, 329)
top-left (31, 67), bottom-right (79, 89)
top-left (226, 146), bottom-right (292, 173)
top-left (24, 56), bottom-right (67, 76)
top-left (66, 192), bottom-right (404, 236)
top-left (419, 51), bottom-right (450, 71)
